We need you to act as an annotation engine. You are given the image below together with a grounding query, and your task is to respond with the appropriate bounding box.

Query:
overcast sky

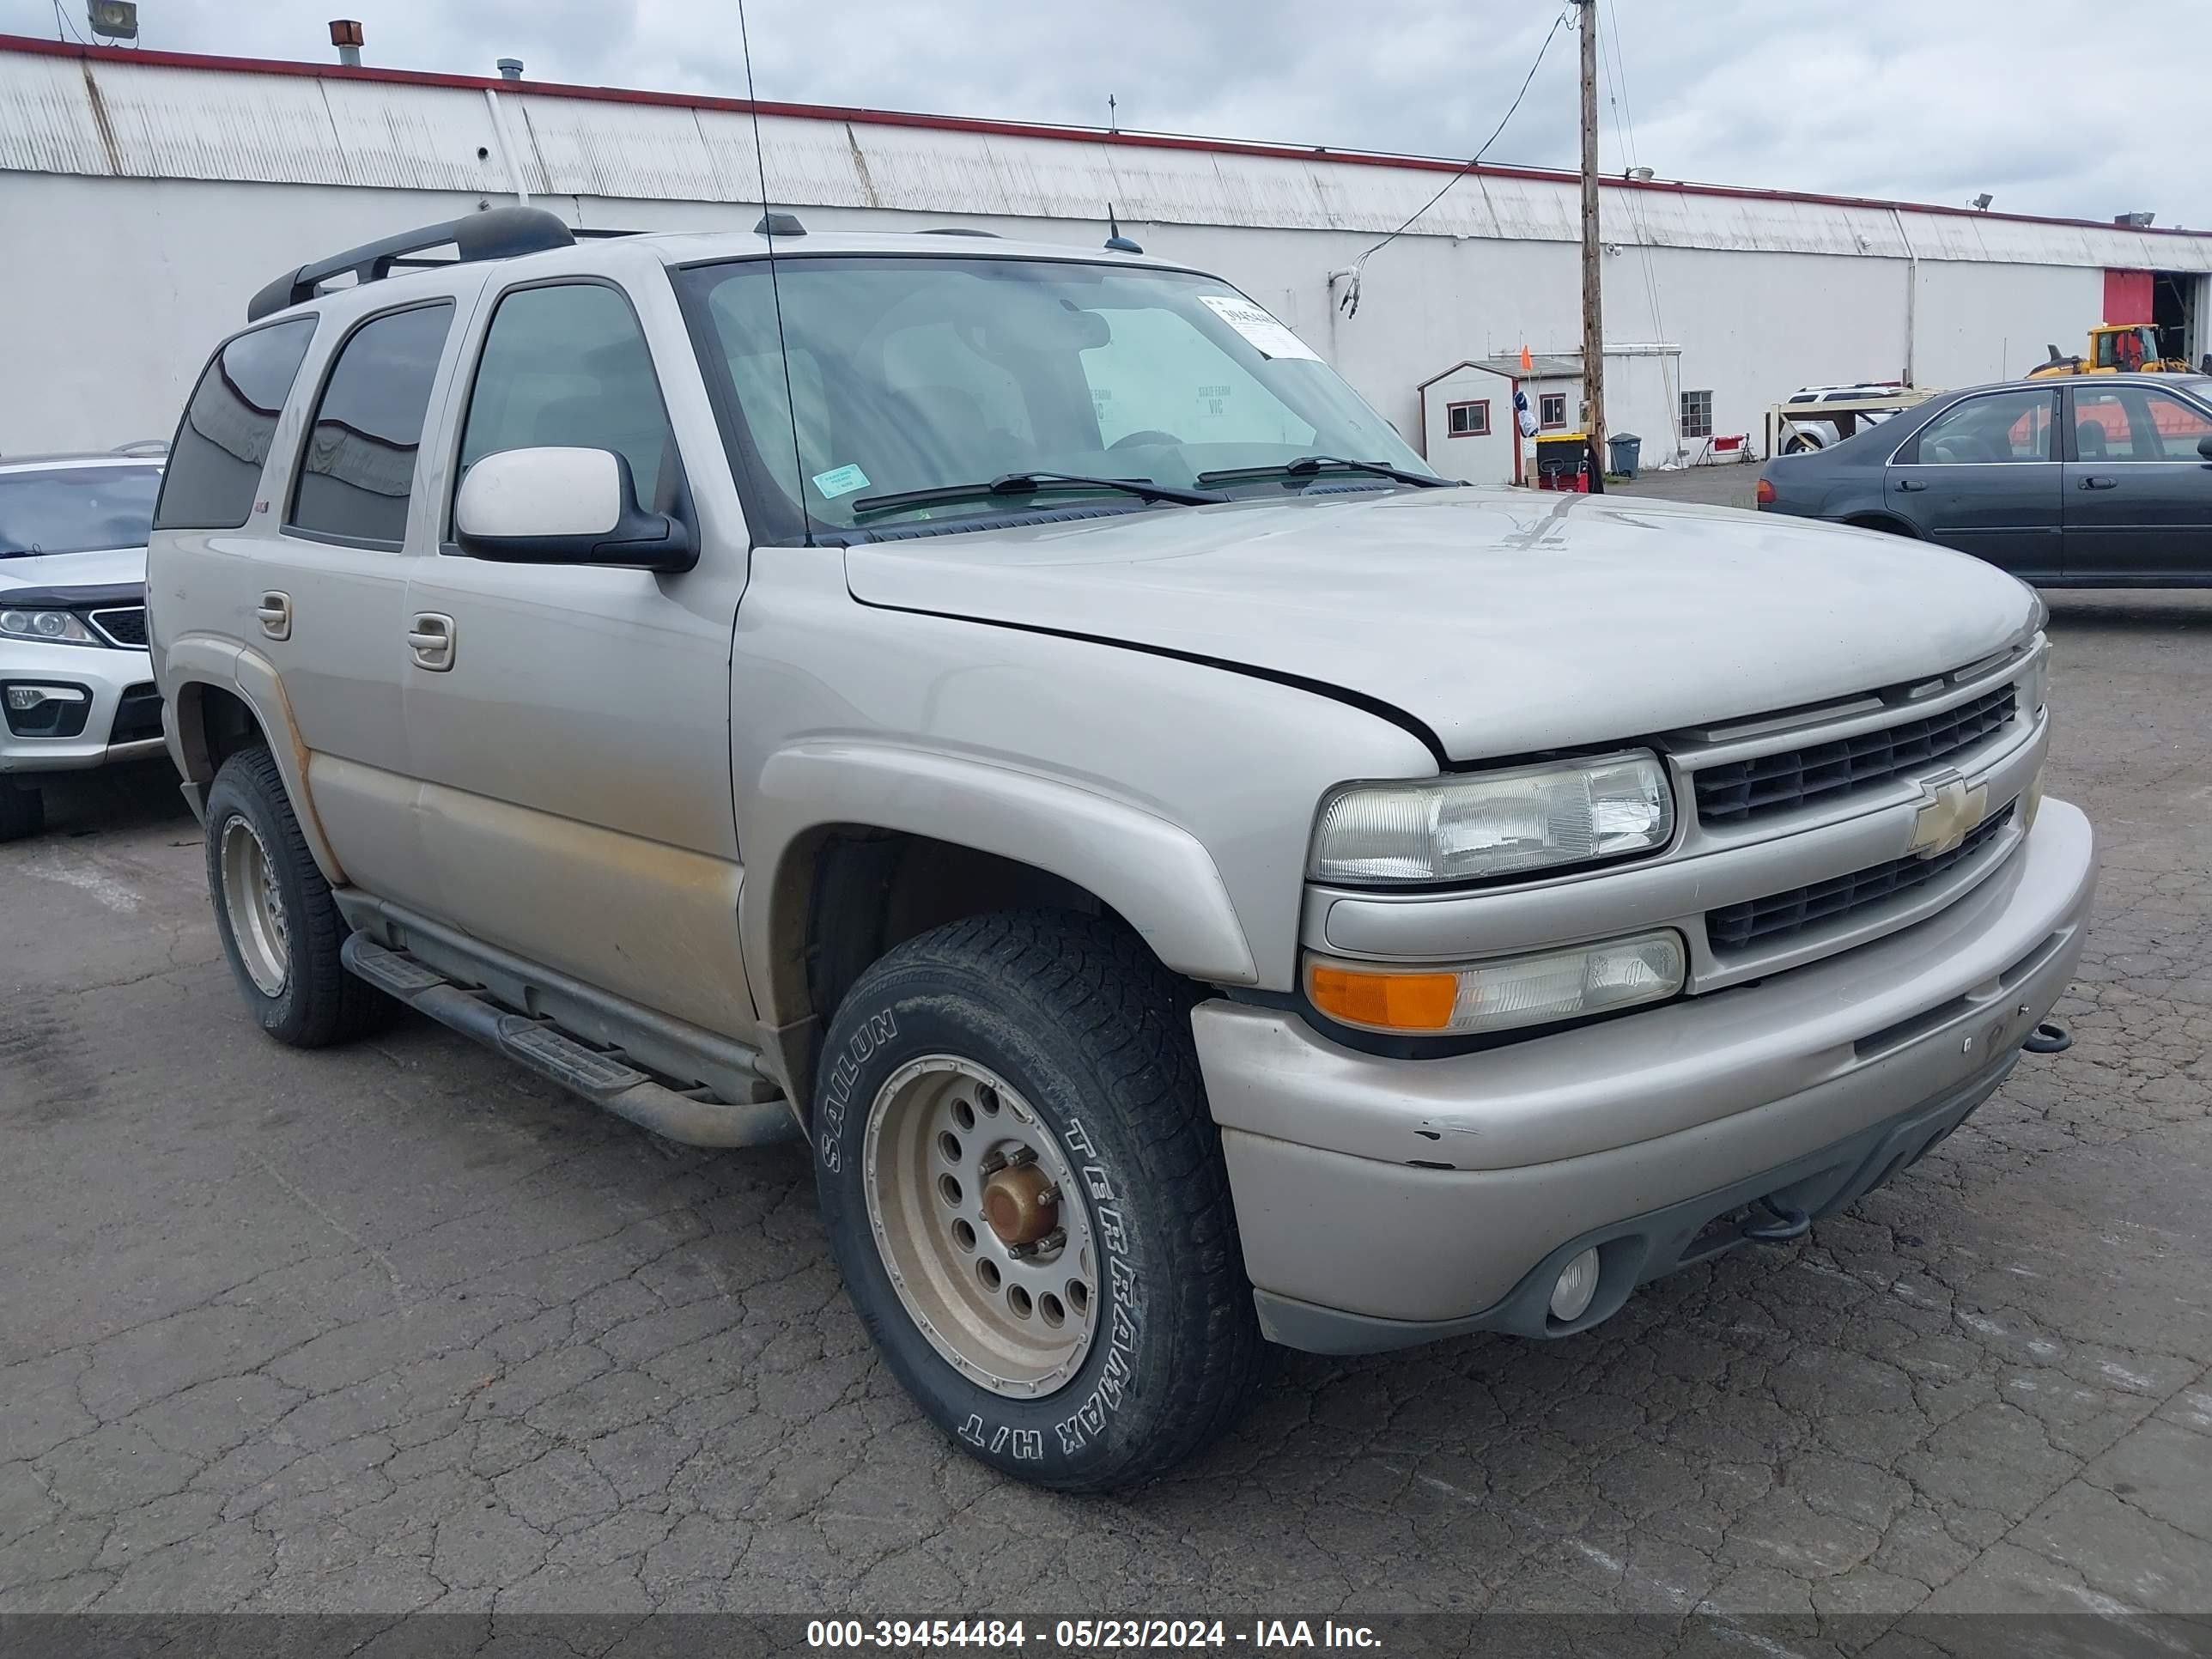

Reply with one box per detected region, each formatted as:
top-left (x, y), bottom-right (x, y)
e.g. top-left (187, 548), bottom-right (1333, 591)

top-left (8, 0), bottom-right (2208, 228)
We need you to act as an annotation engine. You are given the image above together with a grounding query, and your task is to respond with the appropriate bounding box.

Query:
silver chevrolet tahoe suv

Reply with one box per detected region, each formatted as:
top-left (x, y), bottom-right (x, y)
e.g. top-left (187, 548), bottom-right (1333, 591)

top-left (148, 207), bottom-right (2096, 1492)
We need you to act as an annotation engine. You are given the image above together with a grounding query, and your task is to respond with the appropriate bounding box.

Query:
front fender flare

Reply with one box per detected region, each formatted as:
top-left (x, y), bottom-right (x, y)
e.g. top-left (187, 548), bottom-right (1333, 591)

top-left (746, 740), bottom-right (1258, 1028)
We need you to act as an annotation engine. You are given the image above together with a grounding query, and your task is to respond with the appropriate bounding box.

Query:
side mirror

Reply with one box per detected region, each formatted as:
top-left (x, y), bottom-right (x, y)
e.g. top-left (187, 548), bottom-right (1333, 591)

top-left (2199, 433), bottom-right (2212, 463)
top-left (454, 447), bottom-right (695, 572)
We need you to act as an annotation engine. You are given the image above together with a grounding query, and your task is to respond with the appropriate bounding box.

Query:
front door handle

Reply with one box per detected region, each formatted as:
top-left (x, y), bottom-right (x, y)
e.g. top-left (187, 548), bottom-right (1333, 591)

top-left (255, 591), bottom-right (292, 641)
top-left (407, 612), bottom-right (456, 672)
top-left (1895, 478), bottom-right (1926, 492)
top-left (2077, 475), bottom-right (2118, 490)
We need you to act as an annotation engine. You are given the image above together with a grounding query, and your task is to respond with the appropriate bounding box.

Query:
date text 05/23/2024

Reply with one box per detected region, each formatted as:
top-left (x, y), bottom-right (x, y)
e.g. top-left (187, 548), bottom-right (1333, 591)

top-left (805, 1621), bottom-right (1384, 1650)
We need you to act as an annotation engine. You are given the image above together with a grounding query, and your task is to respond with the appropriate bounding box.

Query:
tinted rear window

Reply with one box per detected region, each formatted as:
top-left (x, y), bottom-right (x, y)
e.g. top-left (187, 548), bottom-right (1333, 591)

top-left (289, 302), bottom-right (453, 548)
top-left (0, 465), bottom-right (162, 558)
top-left (154, 317), bottom-right (318, 532)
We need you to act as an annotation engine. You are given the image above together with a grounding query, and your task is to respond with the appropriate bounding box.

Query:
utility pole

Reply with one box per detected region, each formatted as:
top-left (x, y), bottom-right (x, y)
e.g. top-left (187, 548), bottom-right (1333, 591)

top-left (1577, 0), bottom-right (1606, 484)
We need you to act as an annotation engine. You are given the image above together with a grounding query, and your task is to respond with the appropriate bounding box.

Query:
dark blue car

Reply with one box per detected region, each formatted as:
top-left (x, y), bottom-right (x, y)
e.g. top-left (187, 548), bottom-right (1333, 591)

top-left (1758, 373), bottom-right (2212, 586)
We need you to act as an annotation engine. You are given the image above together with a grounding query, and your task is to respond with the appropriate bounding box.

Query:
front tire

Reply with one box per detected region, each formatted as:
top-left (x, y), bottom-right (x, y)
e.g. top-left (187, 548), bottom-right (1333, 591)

top-left (814, 911), bottom-right (1264, 1491)
top-left (0, 778), bottom-right (44, 843)
top-left (204, 745), bottom-right (389, 1048)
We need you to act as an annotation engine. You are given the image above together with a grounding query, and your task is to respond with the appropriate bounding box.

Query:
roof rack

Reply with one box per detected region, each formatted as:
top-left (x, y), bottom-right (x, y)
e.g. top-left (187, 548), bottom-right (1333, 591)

top-left (245, 205), bottom-right (580, 322)
top-left (921, 228), bottom-right (1000, 238)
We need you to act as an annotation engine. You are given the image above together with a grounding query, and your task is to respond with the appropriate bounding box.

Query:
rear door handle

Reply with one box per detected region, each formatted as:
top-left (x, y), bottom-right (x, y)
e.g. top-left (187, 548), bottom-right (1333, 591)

top-left (1895, 478), bottom-right (1926, 492)
top-left (255, 591), bottom-right (291, 641)
top-left (407, 612), bottom-right (456, 672)
top-left (2077, 475), bottom-right (2118, 490)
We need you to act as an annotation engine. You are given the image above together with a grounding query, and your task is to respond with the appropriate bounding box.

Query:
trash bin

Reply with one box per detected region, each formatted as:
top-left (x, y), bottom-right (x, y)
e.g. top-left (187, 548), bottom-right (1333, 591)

top-left (1607, 432), bottom-right (1642, 480)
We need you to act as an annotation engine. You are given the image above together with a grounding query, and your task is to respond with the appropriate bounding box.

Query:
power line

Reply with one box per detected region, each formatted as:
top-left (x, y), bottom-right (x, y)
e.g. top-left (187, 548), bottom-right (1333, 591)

top-left (1336, 6), bottom-right (1573, 313)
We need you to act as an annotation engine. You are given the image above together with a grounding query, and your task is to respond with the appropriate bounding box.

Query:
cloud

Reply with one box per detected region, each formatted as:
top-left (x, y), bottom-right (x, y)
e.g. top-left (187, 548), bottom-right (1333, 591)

top-left (6, 0), bottom-right (2203, 226)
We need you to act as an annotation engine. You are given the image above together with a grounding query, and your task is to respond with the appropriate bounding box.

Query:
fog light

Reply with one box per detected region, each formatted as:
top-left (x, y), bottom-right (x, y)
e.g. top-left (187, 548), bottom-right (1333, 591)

top-left (5, 684), bottom-right (85, 711)
top-left (1549, 1247), bottom-right (1600, 1322)
top-left (3, 682), bottom-right (91, 738)
top-left (2021, 763), bottom-right (2045, 830)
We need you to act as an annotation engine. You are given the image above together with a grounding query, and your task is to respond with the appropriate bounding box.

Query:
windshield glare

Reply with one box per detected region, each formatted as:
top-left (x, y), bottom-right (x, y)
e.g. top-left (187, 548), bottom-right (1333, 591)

top-left (0, 465), bottom-right (162, 558)
top-left (678, 254), bottom-right (1438, 536)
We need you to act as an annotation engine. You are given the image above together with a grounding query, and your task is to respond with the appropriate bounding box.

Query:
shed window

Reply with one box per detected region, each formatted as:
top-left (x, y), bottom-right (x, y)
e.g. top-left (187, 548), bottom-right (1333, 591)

top-left (1680, 390), bottom-right (1715, 440)
top-left (1539, 392), bottom-right (1568, 429)
top-left (1447, 399), bottom-right (1491, 438)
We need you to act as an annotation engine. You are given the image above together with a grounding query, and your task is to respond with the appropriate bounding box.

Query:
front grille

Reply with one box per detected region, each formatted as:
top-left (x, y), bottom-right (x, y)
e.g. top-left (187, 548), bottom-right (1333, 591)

top-left (1695, 684), bottom-right (2016, 825)
top-left (1706, 803), bottom-right (2015, 952)
top-left (88, 606), bottom-right (149, 648)
top-left (109, 683), bottom-right (164, 744)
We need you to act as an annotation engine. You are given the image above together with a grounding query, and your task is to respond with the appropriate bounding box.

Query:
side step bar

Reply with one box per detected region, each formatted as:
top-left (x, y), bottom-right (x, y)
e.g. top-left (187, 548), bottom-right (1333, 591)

top-left (341, 935), bottom-right (797, 1149)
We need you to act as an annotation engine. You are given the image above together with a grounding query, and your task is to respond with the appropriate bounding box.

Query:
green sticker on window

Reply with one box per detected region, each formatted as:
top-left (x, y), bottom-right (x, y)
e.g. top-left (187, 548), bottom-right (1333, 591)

top-left (811, 463), bottom-right (871, 499)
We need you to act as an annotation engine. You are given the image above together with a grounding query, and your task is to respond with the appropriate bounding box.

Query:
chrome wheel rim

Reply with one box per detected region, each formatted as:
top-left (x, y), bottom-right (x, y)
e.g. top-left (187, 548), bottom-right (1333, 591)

top-left (862, 1055), bottom-right (1097, 1398)
top-left (219, 814), bottom-right (289, 998)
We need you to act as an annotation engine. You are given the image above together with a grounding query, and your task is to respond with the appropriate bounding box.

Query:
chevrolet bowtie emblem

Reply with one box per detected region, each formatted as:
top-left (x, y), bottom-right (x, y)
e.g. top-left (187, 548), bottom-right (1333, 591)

top-left (1908, 769), bottom-right (1989, 859)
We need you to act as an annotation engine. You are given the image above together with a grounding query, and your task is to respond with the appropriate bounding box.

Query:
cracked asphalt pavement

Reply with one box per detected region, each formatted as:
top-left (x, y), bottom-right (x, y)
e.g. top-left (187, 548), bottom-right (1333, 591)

top-left (2, 591), bottom-right (2209, 1626)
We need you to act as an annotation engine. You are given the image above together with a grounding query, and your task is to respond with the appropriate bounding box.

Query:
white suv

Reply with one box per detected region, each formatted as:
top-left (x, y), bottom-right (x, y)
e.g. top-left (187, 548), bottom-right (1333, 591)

top-left (0, 450), bottom-right (167, 838)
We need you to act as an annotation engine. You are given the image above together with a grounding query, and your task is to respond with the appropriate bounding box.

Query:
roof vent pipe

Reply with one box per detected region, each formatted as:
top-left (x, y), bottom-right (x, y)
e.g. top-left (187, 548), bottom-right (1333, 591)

top-left (329, 19), bottom-right (362, 67)
top-left (497, 58), bottom-right (524, 82)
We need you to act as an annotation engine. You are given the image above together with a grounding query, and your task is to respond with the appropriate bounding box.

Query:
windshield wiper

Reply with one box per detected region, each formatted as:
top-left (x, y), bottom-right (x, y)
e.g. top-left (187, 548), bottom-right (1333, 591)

top-left (1197, 455), bottom-right (1451, 489)
top-left (849, 471), bottom-right (1227, 517)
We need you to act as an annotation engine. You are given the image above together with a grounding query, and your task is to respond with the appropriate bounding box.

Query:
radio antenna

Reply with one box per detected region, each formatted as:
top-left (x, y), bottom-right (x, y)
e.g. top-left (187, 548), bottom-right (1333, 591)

top-left (735, 0), bottom-right (814, 546)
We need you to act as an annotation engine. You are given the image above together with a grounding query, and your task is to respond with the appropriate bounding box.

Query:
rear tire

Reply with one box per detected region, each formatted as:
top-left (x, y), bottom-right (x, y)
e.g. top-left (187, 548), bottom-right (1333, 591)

top-left (204, 745), bottom-right (392, 1048)
top-left (0, 778), bottom-right (44, 843)
top-left (814, 910), bottom-right (1264, 1492)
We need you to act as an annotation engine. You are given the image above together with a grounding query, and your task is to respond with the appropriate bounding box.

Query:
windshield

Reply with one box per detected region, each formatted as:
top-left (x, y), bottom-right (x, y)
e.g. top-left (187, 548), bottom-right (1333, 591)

top-left (0, 465), bottom-right (162, 558)
top-left (677, 254), bottom-right (1439, 538)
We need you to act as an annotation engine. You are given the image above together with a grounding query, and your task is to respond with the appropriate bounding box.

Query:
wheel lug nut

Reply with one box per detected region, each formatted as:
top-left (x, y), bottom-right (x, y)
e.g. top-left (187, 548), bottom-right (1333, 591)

top-left (1007, 1227), bottom-right (1066, 1261)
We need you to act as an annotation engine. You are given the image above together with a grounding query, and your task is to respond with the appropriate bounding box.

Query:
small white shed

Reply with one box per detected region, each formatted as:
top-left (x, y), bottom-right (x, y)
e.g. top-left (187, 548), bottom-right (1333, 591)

top-left (1415, 362), bottom-right (1519, 483)
top-left (1418, 348), bottom-right (1692, 479)
top-left (1417, 356), bottom-right (1587, 483)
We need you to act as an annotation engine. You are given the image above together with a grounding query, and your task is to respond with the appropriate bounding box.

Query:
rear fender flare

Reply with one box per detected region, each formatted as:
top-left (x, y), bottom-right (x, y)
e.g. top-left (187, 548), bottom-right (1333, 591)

top-left (164, 635), bottom-right (346, 884)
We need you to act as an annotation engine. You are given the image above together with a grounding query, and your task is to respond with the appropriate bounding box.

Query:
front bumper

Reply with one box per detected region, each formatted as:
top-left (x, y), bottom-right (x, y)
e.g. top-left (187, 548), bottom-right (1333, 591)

top-left (1194, 797), bottom-right (2096, 1354)
top-left (0, 635), bottom-right (163, 777)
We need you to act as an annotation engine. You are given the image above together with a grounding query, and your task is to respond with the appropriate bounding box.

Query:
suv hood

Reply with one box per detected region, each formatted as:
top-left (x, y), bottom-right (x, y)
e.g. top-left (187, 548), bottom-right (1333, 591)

top-left (0, 545), bottom-right (146, 594)
top-left (842, 488), bottom-right (2035, 761)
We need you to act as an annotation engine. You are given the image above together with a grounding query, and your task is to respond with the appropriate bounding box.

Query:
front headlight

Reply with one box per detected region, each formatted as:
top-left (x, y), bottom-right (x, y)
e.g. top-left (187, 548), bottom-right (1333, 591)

top-left (1310, 750), bottom-right (1674, 884)
top-left (0, 608), bottom-right (98, 647)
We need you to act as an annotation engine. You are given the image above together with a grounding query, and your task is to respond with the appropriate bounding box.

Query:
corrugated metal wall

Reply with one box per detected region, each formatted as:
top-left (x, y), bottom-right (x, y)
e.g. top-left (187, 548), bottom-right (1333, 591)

top-left (4, 43), bottom-right (2209, 273)
top-left (2, 40), bottom-right (2206, 456)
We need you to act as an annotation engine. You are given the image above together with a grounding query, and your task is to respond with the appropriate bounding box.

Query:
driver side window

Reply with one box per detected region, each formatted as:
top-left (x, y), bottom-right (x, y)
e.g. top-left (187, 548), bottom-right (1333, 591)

top-left (457, 283), bottom-right (675, 517)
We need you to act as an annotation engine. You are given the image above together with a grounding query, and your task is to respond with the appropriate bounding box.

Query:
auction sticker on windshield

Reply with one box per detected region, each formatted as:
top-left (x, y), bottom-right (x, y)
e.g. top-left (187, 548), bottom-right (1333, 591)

top-left (1198, 295), bottom-right (1320, 362)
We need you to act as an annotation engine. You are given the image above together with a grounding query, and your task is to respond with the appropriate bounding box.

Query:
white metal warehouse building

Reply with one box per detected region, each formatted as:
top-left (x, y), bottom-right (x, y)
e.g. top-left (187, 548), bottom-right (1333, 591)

top-left (4, 32), bottom-right (2210, 468)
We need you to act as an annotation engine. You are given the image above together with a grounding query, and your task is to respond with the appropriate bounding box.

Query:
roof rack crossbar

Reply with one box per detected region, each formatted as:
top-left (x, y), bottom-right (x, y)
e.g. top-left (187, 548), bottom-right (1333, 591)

top-left (246, 205), bottom-right (578, 322)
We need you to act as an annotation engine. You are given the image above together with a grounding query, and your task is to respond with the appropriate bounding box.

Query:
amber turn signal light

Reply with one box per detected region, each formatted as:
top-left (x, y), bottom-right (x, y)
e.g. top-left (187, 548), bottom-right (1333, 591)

top-left (1306, 963), bottom-right (1460, 1033)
